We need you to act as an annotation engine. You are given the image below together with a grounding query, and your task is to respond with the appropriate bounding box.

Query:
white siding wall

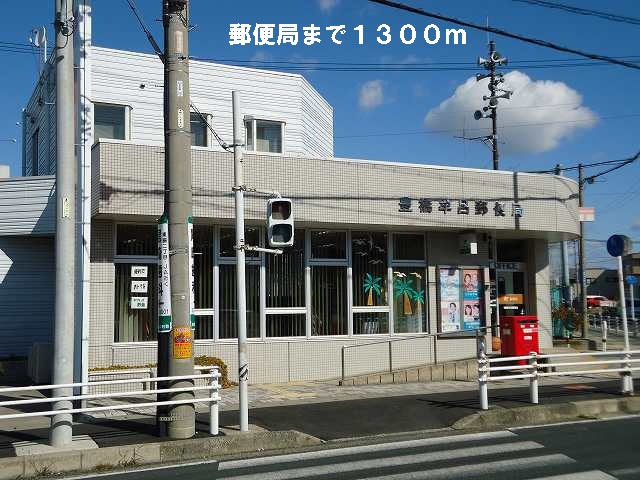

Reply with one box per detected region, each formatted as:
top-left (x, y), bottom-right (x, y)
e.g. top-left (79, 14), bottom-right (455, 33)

top-left (91, 47), bottom-right (333, 157)
top-left (0, 237), bottom-right (55, 356)
top-left (0, 177), bottom-right (55, 236)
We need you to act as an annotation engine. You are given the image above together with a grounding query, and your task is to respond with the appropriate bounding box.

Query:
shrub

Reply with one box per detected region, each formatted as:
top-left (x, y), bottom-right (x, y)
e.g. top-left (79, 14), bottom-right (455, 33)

top-left (194, 355), bottom-right (233, 388)
top-left (89, 356), bottom-right (233, 388)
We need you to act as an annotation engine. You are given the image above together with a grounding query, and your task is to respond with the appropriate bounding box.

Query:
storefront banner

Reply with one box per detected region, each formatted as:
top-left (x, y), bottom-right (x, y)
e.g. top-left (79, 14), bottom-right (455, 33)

top-left (158, 215), bottom-right (172, 332)
top-left (463, 300), bottom-right (481, 330)
top-left (462, 269), bottom-right (482, 329)
top-left (440, 268), bottom-right (460, 332)
top-left (462, 269), bottom-right (480, 300)
top-left (188, 217), bottom-right (195, 331)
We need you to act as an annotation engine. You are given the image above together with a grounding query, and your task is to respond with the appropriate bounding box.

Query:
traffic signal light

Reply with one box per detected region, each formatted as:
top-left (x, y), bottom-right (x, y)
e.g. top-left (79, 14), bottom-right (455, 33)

top-left (267, 198), bottom-right (294, 247)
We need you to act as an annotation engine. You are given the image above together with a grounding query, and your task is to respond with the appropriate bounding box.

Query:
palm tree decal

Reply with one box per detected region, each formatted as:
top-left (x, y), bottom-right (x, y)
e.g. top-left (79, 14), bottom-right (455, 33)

top-left (394, 277), bottom-right (415, 315)
top-left (363, 273), bottom-right (383, 306)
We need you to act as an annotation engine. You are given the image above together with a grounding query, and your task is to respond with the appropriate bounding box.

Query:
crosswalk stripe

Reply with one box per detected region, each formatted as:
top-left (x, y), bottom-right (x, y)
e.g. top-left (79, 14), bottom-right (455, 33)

top-left (218, 430), bottom-right (516, 471)
top-left (349, 454), bottom-right (576, 480)
top-left (217, 441), bottom-right (545, 480)
top-left (528, 471), bottom-right (616, 480)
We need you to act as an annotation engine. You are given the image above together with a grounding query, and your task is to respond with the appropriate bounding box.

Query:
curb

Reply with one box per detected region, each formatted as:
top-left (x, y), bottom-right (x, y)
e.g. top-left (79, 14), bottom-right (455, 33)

top-left (452, 396), bottom-right (640, 430)
top-left (0, 430), bottom-right (322, 479)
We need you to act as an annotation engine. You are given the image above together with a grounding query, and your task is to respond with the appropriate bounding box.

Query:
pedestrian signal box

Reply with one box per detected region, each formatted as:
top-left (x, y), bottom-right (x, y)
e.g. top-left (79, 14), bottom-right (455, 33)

top-left (267, 198), bottom-right (294, 247)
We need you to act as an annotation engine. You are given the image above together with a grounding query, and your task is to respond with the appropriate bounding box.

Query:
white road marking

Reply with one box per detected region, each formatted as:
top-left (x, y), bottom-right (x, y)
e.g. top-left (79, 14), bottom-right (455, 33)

top-left (219, 430), bottom-right (516, 470)
top-left (528, 471), bottom-right (616, 480)
top-left (332, 454), bottom-right (577, 480)
top-left (217, 441), bottom-right (545, 479)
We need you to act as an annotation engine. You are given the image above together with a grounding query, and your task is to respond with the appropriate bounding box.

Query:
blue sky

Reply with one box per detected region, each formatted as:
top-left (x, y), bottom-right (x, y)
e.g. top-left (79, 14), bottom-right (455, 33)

top-left (1, 0), bottom-right (638, 265)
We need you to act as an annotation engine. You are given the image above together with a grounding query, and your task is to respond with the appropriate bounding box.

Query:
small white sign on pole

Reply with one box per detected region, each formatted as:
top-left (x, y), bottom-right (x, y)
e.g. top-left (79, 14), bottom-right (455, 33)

top-left (578, 207), bottom-right (595, 222)
top-left (131, 266), bottom-right (149, 278)
top-left (130, 296), bottom-right (148, 309)
top-left (130, 280), bottom-right (148, 294)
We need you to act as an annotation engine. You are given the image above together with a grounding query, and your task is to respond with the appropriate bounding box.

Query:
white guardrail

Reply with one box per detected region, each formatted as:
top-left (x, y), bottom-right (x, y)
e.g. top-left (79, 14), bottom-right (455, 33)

top-left (588, 315), bottom-right (639, 341)
top-left (476, 343), bottom-right (639, 410)
top-left (0, 369), bottom-right (221, 435)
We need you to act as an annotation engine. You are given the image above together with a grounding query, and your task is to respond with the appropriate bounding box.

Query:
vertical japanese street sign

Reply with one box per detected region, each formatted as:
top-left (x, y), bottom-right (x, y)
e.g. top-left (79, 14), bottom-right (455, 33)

top-left (188, 216), bottom-right (195, 330)
top-left (158, 214), bottom-right (172, 332)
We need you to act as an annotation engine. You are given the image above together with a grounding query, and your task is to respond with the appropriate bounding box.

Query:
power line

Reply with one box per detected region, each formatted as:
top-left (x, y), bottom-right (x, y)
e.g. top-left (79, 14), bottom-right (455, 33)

top-left (512, 0), bottom-right (640, 26)
top-left (527, 155), bottom-right (639, 174)
top-left (123, 0), bottom-right (231, 152)
top-left (335, 113), bottom-right (640, 139)
top-left (367, 0), bottom-right (640, 70)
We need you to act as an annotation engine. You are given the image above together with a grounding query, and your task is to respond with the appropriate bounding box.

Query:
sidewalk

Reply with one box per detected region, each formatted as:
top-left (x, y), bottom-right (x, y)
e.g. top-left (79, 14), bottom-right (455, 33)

top-left (0, 370), bottom-right (635, 457)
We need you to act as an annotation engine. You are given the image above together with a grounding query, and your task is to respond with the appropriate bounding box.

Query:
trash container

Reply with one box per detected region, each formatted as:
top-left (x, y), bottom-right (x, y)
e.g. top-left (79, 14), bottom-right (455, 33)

top-left (500, 315), bottom-right (539, 365)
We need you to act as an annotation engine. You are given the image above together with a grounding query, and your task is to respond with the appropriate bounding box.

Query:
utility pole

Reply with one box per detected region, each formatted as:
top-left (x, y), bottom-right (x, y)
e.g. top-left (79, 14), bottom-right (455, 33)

top-left (578, 163), bottom-right (588, 336)
top-left (232, 91), bottom-right (249, 432)
top-left (474, 40), bottom-right (510, 171)
top-left (50, 0), bottom-right (75, 448)
top-left (555, 165), bottom-right (572, 307)
top-left (157, 0), bottom-right (195, 440)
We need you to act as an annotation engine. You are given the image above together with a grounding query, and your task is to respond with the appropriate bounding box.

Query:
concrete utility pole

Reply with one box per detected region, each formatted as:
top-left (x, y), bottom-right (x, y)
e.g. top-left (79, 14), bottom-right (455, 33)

top-left (232, 91), bottom-right (249, 433)
top-left (474, 41), bottom-right (510, 171)
top-left (157, 0), bottom-right (195, 439)
top-left (488, 42), bottom-right (499, 171)
top-left (578, 163), bottom-right (588, 336)
top-left (50, 0), bottom-right (76, 448)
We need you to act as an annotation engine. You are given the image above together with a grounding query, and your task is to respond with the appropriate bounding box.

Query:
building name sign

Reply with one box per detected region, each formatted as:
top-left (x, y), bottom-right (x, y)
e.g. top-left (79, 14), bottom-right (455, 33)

top-left (398, 198), bottom-right (523, 218)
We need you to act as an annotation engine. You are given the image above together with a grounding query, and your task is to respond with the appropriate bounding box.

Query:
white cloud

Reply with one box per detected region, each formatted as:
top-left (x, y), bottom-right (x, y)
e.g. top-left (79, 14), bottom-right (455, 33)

top-left (318, 0), bottom-right (339, 12)
top-left (359, 80), bottom-right (385, 110)
top-left (424, 71), bottom-right (597, 154)
top-left (632, 219), bottom-right (640, 230)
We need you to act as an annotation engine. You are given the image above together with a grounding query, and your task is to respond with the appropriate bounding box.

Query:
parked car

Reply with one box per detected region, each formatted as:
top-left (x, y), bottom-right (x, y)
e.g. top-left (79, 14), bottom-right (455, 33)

top-left (587, 295), bottom-right (617, 309)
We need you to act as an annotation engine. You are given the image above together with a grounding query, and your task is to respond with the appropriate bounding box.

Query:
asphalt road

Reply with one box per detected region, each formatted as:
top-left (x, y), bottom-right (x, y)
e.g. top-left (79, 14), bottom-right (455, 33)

top-left (66, 416), bottom-right (640, 479)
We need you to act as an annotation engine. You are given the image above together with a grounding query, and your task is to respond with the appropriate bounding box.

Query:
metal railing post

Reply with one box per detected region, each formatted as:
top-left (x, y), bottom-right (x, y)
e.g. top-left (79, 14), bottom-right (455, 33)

top-left (341, 346), bottom-right (346, 383)
top-left (388, 340), bottom-right (393, 373)
top-left (602, 320), bottom-right (608, 352)
top-left (529, 352), bottom-right (539, 404)
top-left (476, 334), bottom-right (488, 410)
top-left (210, 368), bottom-right (219, 436)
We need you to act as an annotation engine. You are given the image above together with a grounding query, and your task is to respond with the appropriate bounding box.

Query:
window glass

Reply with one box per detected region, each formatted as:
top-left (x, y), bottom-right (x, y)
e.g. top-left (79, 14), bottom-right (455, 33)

top-left (114, 263), bottom-right (157, 342)
top-left (95, 104), bottom-right (126, 140)
top-left (194, 225), bottom-right (213, 309)
top-left (393, 267), bottom-right (427, 333)
top-left (190, 113), bottom-right (207, 147)
top-left (311, 266), bottom-right (347, 335)
top-left (393, 234), bottom-right (425, 261)
top-left (266, 229), bottom-right (305, 308)
top-left (311, 231), bottom-right (346, 259)
top-left (219, 264), bottom-right (260, 338)
top-left (219, 227), bottom-right (260, 258)
top-left (267, 314), bottom-right (305, 337)
top-left (194, 315), bottom-right (213, 340)
top-left (256, 120), bottom-right (282, 153)
top-left (116, 224), bottom-right (157, 256)
top-left (353, 312), bottom-right (388, 335)
top-left (352, 232), bottom-right (388, 307)
top-left (245, 120), bottom-right (254, 151)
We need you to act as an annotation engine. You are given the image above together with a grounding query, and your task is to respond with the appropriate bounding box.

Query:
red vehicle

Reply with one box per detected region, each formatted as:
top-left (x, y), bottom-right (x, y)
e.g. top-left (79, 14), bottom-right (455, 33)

top-left (586, 295), bottom-right (616, 309)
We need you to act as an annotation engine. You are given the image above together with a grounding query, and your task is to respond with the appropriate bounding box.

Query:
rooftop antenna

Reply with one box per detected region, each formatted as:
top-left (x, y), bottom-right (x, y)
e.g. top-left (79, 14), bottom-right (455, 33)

top-left (29, 26), bottom-right (48, 73)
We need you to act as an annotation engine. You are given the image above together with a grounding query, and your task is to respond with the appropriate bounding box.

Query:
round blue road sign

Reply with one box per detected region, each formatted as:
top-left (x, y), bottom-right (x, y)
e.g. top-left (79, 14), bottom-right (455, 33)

top-left (607, 235), bottom-right (631, 257)
top-left (627, 275), bottom-right (638, 285)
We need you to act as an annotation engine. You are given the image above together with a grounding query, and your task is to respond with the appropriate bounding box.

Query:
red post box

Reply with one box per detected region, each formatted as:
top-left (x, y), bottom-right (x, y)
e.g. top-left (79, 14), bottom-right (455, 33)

top-left (500, 315), bottom-right (539, 365)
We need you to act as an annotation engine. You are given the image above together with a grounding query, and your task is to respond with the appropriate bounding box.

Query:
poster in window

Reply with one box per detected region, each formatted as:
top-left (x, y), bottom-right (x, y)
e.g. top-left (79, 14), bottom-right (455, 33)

top-left (462, 269), bottom-right (482, 330)
top-left (439, 268), bottom-right (460, 332)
